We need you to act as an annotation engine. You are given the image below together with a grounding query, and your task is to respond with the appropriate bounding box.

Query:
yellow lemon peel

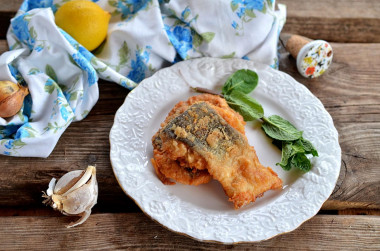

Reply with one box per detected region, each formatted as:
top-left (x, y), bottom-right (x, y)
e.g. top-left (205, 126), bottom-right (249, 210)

top-left (55, 0), bottom-right (110, 51)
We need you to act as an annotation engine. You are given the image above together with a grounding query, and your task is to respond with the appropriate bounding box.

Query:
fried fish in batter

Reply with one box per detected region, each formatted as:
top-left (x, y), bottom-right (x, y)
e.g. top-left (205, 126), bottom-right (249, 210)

top-left (151, 94), bottom-right (245, 185)
top-left (153, 102), bottom-right (282, 208)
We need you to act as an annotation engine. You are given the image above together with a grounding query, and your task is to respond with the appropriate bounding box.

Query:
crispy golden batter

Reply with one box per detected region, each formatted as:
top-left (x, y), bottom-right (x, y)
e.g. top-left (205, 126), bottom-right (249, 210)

top-left (151, 95), bottom-right (282, 208)
top-left (151, 94), bottom-right (245, 185)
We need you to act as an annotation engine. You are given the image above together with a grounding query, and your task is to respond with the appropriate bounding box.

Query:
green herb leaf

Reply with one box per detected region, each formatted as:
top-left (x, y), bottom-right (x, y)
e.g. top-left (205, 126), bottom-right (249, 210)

top-left (299, 138), bottom-right (319, 157)
top-left (290, 153), bottom-right (312, 172)
top-left (222, 69), bottom-right (258, 95)
top-left (291, 139), bottom-right (306, 153)
top-left (216, 69), bottom-right (319, 173)
top-left (262, 115), bottom-right (302, 141)
top-left (225, 91), bottom-right (264, 121)
top-left (276, 138), bottom-right (317, 172)
top-left (278, 142), bottom-right (293, 170)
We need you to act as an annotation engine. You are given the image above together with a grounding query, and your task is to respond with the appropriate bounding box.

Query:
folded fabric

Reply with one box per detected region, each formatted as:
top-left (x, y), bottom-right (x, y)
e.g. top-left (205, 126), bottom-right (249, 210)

top-left (0, 0), bottom-right (285, 157)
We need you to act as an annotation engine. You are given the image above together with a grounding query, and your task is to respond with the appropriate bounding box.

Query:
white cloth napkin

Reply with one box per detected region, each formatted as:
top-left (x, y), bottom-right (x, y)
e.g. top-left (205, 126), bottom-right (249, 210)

top-left (0, 0), bottom-right (285, 157)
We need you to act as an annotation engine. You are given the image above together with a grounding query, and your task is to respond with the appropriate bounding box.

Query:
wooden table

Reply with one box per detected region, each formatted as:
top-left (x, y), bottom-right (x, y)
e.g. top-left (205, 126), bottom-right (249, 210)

top-left (0, 0), bottom-right (379, 249)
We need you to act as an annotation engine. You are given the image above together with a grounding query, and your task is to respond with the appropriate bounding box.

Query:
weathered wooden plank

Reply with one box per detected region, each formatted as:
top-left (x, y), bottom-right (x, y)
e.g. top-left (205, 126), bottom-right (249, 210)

top-left (1, 0), bottom-right (380, 42)
top-left (0, 41), bottom-right (379, 212)
top-left (281, 0), bottom-right (380, 19)
top-left (0, 39), bottom-right (8, 52)
top-left (339, 209), bottom-right (380, 216)
top-left (280, 43), bottom-right (380, 209)
top-left (279, 0), bottom-right (380, 43)
top-left (0, 213), bottom-right (378, 250)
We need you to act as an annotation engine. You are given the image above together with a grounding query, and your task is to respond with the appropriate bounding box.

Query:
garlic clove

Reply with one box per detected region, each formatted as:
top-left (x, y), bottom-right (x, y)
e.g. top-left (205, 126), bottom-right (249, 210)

top-left (54, 170), bottom-right (83, 195)
top-left (42, 165), bottom-right (98, 228)
top-left (60, 175), bottom-right (97, 215)
top-left (62, 165), bottom-right (95, 196)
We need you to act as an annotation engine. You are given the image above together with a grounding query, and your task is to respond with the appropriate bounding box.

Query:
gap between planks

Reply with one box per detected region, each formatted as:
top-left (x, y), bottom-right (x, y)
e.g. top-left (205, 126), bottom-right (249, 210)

top-left (0, 213), bottom-right (378, 250)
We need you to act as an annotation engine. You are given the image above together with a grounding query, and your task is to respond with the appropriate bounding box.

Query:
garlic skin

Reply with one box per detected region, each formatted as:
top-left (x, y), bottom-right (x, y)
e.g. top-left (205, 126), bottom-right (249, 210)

top-left (0, 81), bottom-right (29, 118)
top-left (43, 165), bottom-right (98, 228)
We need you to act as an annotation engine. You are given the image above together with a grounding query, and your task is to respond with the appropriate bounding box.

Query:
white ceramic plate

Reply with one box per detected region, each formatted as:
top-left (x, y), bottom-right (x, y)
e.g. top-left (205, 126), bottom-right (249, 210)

top-left (110, 58), bottom-right (341, 243)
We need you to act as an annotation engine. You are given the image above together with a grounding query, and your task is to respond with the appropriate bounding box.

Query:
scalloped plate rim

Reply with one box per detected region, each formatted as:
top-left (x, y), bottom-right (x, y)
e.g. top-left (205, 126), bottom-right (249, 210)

top-left (109, 57), bottom-right (341, 244)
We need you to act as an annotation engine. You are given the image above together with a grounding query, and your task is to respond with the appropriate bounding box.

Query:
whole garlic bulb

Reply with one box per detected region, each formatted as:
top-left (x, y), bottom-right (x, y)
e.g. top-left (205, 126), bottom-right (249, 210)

top-left (0, 80), bottom-right (29, 118)
top-left (42, 165), bottom-right (98, 228)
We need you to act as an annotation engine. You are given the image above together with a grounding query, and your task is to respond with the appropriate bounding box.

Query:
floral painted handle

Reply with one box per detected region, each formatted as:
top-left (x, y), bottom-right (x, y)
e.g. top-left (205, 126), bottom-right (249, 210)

top-left (285, 34), bottom-right (333, 78)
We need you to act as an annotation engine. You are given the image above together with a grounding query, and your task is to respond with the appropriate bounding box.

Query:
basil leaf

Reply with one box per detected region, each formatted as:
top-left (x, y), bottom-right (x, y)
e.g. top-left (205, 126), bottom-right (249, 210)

top-left (225, 91), bottom-right (264, 121)
top-left (299, 138), bottom-right (319, 157)
top-left (222, 69), bottom-right (258, 95)
top-left (290, 153), bottom-right (312, 172)
top-left (262, 115), bottom-right (302, 141)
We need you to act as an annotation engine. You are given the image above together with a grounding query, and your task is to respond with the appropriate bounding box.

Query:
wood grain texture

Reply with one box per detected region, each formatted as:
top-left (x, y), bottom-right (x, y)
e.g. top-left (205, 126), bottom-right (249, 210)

top-left (281, 0), bottom-right (380, 19)
top-left (0, 41), bottom-right (379, 212)
top-left (339, 209), bottom-right (380, 216)
top-left (1, 0), bottom-right (380, 42)
top-left (0, 213), bottom-right (378, 250)
top-left (279, 0), bottom-right (380, 42)
top-left (279, 43), bottom-right (380, 209)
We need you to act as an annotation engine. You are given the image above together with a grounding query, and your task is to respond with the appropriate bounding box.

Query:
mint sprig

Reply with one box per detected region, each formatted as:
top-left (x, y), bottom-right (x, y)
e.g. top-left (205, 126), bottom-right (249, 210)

top-left (193, 69), bottom-right (318, 172)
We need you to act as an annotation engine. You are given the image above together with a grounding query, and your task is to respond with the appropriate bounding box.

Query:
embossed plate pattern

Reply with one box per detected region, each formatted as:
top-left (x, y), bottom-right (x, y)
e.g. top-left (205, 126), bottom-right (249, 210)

top-left (110, 58), bottom-right (341, 243)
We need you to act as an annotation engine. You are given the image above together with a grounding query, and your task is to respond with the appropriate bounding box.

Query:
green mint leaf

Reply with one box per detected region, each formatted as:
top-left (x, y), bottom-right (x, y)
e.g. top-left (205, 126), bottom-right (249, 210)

top-left (299, 138), bottom-right (319, 157)
top-left (277, 142), bottom-right (293, 170)
top-left (290, 153), bottom-right (312, 172)
top-left (225, 91), bottom-right (264, 121)
top-left (262, 115), bottom-right (302, 141)
top-left (272, 139), bottom-right (282, 150)
top-left (277, 141), bottom-right (306, 171)
top-left (291, 139), bottom-right (306, 154)
top-left (222, 69), bottom-right (258, 95)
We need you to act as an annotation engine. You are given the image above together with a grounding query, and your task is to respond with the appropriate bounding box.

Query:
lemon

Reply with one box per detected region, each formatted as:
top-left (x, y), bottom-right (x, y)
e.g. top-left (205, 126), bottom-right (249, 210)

top-left (55, 0), bottom-right (111, 51)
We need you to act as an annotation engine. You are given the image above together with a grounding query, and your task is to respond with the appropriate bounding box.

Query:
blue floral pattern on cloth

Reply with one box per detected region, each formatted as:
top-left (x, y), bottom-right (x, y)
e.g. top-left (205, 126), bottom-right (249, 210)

top-left (164, 24), bottom-right (193, 60)
top-left (127, 46), bottom-right (151, 82)
top-left (20, 0), bottom-right (53, 12)
top-left (11, 13), bottom-right (35, 50)
top-left (108, 0), bottom-right (152, 20)
top-left (1, 0), bottom-right (285, 157)
top-left (230, 0), bottom-right (274, 35)
top-left (162, 6), bottom-right (216, 60)
top-left (71, 53), bottom-right (98, 86)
